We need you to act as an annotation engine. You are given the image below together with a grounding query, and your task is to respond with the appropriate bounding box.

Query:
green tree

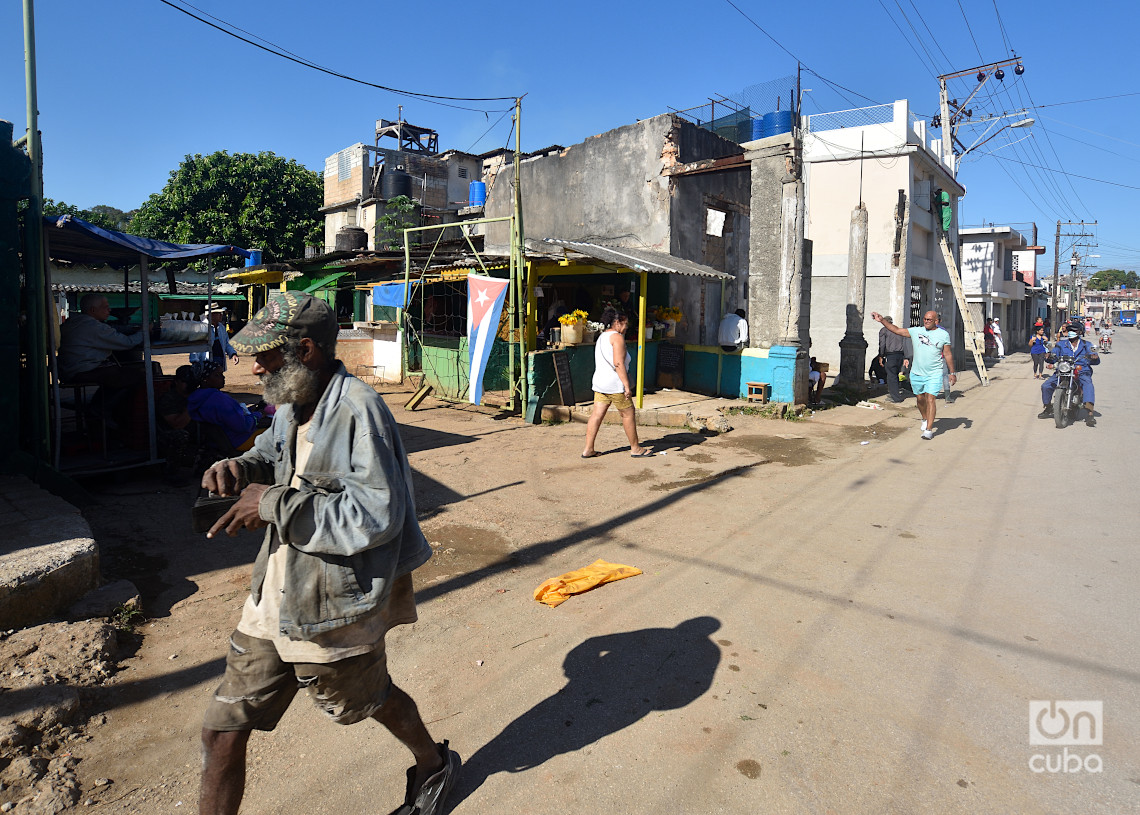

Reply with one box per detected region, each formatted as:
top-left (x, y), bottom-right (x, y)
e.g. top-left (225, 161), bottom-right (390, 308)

top-left (1086, 268), bottom-right (1140, 290)
top-left (41, 198), bottom-right (131, 231)
top-left (131, 151), bottom-right (322, 262)
top-left (375, 195), bottom-right (418, 250)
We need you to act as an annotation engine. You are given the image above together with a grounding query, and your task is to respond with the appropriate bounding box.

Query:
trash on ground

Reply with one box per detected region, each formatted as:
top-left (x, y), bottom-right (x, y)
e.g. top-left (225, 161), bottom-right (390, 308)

top-left (534, 559), bottom-right (643, 607)
top-left (855, 401), bottom-right (884, 410)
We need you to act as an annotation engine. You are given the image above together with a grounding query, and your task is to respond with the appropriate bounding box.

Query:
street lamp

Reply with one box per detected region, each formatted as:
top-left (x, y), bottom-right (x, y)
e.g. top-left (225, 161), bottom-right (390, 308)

top-left (960, 114), bottom-right (1035, 159)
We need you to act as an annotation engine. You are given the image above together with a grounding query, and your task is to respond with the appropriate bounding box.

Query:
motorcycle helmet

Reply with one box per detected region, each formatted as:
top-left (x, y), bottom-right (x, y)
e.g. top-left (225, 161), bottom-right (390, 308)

top-left (1065, 322), bottom-right (1084, 337)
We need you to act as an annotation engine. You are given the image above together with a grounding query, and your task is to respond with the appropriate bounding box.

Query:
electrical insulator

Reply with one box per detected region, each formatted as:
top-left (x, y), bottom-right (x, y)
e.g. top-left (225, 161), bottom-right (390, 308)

top-left (977, 71), bottom-right (986, 82)
top-left (1014, 64), bottom-right (1025, 75)
top-left (931, 115), bottom-right (941, 128)
top-left (995, 68), bottom-right (1005, 81)
top-left (965, 109), bottom-right (972, 118)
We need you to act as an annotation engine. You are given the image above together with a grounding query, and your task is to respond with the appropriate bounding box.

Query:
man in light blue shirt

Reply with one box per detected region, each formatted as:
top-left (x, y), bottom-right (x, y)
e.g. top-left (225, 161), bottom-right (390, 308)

top-left (872, 310), bottom-right (956, 440)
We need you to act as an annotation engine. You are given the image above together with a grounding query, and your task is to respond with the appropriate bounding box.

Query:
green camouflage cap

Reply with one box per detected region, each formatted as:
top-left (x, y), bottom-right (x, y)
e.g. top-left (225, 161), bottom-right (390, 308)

top-left (230, 291), bottom-right (338, 355)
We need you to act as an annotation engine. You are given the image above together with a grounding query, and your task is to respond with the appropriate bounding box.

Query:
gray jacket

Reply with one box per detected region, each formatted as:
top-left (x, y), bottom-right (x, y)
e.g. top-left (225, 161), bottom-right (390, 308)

top-left (234, 362), bottom-right (431, 640)
top-left (58, 313), bottom-right (143, 379)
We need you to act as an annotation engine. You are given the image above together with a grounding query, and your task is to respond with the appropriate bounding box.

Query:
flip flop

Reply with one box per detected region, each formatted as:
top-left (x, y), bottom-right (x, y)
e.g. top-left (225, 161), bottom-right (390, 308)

top-left (581, 452), bottom-right (600, 458)
top-left (630, 449), bottom-right (655, 458)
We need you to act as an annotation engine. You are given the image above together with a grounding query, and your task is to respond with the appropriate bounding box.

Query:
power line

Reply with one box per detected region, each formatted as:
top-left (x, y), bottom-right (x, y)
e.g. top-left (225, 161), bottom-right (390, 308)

top-left (1030, 91), bottom-right (1140, 109)
top-left (988, 153), bottom-right (1140, 191)
top-left (156, 0), bottom-right (517, 112)
top-left (720, 0), bottom-right (882, 108)
top-left (955, 0), bottom-right (985, 62)
top-left (876, 0), bottom-right (939, 76)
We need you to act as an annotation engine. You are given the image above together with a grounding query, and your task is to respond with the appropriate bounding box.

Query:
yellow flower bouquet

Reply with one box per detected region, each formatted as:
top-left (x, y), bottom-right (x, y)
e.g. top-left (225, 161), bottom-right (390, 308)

top-left (558, 309), bottom-right (589, 326)
top-left (654, 306), bottom-right (683, 322)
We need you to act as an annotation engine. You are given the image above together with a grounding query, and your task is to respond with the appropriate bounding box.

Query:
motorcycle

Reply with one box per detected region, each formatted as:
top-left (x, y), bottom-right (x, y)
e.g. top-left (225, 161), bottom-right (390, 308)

top-left (1099, 333), bottom-right (1112, 351)
top-left (1049, 354), bottom-right (1084, 429)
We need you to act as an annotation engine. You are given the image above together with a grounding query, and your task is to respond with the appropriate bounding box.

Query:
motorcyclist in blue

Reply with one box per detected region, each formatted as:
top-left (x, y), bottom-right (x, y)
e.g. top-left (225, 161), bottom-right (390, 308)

top-left (1038, 321), bottom-right (1100, 426)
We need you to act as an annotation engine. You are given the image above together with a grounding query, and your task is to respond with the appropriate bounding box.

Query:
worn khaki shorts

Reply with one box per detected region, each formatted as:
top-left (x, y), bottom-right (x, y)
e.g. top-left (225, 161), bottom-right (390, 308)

top-left (202, 574), bottom-right (417, 731)
top-left (594, 391), bottom-right (633, 411)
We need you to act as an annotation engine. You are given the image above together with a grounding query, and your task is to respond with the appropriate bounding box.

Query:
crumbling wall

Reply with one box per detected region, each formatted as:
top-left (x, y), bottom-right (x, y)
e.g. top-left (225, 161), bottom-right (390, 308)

top-left (483, 115), bottom-right (681, 256)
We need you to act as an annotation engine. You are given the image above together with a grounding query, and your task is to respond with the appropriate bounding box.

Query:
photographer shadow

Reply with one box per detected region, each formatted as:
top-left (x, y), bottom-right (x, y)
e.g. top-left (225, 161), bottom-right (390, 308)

top-left (448, 616), bottom-right (722, 810)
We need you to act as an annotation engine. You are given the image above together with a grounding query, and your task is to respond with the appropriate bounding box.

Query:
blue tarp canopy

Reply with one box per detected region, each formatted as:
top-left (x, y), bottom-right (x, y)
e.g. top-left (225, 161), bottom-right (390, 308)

top-left (43, 215), bottom-right (252, 266)
top-left (372, 282), bottom-right (408, 307)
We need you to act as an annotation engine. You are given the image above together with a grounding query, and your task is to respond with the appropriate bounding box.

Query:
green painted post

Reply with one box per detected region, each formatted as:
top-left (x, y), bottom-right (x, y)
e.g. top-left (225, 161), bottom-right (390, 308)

top-left (22, 0), bottom-right (50, 464)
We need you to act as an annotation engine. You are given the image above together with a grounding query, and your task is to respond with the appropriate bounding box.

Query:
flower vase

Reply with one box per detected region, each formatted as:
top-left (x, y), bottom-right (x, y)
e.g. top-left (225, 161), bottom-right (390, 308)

top-left (562, 321), bottom-right (584, 344)
top-left (644, 325), bottom-right (654, 340)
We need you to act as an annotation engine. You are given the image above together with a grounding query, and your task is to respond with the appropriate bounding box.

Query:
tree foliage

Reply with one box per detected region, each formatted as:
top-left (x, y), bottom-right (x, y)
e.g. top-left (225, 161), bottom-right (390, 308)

top-left (130, 151), bottom-right (322, 262)
top-left (42, 198), bottom-right (134, 231)
top-left (375, 195), bottom-right (418, 251)
top-left (1086, 268), bottom-right (1140, 290)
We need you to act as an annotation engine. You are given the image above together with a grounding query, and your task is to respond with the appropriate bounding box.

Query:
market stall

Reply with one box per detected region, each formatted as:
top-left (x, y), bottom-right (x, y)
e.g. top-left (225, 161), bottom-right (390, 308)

top-left (43, 215), bottom-right (250, 473)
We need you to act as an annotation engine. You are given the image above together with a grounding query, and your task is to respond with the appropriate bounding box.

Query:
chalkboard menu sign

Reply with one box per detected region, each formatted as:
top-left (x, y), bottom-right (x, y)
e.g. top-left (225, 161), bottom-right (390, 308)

top-left (657, 342), bottom-right (684, 389)
top-left (657, 342), bottom-right (684, 374)
top-left (552, 351), bottom-right (574, 406)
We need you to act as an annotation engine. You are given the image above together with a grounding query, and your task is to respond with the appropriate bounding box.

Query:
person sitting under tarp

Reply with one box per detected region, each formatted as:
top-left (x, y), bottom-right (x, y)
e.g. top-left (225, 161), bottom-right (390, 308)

top-left (58, 293), bottom-right (162, 427)
top-left (156, 365), bottom-right (200, 474)
top-left (187, 362), bottom-right (270, 456)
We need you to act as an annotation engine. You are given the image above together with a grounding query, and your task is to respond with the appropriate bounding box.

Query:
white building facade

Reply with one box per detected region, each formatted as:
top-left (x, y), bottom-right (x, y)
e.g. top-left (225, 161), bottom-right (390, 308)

top-left (802, 100), bottom-right (966, 369)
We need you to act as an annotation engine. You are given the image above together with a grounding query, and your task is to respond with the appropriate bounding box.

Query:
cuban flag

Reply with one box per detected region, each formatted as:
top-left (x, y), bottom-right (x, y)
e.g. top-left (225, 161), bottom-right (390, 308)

top-left (467, 274), bottom-right (510, 405)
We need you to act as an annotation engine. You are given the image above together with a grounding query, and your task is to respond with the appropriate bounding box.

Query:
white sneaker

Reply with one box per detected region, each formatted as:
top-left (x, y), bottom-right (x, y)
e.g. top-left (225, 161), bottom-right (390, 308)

top-left (922, 430), bottom-right (934, 440)
top-left (920, 420), bottom-right (928, 432)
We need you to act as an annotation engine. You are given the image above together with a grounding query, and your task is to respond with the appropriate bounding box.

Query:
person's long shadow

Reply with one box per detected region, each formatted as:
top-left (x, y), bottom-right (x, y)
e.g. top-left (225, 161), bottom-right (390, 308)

top-left (447, 616), bottom-right (721, 810)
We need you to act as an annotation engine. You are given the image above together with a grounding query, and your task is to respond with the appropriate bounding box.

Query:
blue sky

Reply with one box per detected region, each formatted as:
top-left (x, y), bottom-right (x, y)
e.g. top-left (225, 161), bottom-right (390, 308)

top-left (3, 0), bottom-right (1138, 271)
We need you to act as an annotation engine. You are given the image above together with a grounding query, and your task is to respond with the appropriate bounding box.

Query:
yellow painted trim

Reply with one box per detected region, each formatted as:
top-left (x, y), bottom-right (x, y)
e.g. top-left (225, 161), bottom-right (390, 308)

top-left (681, 344), bottom-right (770, 358)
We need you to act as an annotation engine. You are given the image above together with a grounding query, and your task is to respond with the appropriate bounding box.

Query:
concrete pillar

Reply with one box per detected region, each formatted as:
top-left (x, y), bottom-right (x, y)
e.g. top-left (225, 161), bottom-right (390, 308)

top-left (837, 203), bottom-right (869, 387)
top-left (776, 181), bottom-right (805, 347)
top-left (890, 194), bottom-right (910, 329)
top-left (745, 135), bottom-right (796, 348)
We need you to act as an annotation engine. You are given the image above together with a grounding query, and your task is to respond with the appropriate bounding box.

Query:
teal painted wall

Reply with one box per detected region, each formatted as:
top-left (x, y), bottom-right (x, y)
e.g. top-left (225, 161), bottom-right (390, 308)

top-left (525, 341), bottom-right (659, 420)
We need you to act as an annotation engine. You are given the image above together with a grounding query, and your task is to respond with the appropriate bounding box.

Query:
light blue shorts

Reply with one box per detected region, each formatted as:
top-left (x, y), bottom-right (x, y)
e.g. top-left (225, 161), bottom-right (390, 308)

top-left (910, 373), bottom-right (943, 396)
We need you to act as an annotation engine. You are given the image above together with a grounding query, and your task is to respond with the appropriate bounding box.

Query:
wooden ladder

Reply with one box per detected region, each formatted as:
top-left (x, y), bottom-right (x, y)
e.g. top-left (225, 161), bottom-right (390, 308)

top-left (938, 232), bottom-right (989, 386)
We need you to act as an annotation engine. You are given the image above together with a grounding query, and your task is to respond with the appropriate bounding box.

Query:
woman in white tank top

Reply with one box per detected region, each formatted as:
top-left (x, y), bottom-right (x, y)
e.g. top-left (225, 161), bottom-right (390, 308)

top-left (581, 306), bottom-right (652, 459)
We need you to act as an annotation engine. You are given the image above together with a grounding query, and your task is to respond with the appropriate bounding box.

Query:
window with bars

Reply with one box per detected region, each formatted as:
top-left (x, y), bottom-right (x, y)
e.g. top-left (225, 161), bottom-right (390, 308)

top-left (910, 281), bottom-right (924, 326)
top-left (458, 167), bottom-right (468, 179)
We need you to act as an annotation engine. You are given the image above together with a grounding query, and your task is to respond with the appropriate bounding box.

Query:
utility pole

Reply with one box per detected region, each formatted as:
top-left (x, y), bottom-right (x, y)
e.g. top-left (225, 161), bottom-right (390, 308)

top-left (1051, 221), bottom-right (1097, 327)
top-left (1051, 221), bottom-right (1060, 328)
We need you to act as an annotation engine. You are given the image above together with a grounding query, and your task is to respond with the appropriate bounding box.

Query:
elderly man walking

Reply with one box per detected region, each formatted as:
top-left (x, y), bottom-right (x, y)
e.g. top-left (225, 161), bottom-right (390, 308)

top-left (197, 292), bottom-right (459, 815)
top-left (871, 310), bottom-right (956, 440)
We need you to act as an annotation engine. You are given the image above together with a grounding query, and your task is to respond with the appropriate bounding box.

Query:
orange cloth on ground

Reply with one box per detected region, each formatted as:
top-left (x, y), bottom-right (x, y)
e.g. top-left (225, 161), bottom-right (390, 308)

top-left (533, 559), bottom-right (642, 608)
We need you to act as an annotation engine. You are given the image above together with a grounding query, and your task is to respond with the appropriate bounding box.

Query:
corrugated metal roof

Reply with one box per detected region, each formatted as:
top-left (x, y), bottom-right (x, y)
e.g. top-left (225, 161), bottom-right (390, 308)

top-left (542, 239), bottom-right (734, 281)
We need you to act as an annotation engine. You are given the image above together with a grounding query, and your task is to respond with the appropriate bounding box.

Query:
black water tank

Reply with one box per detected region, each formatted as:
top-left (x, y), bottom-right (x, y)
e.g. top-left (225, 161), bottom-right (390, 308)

top-left (382, 166), bottom-right (413, 200)
top-left (335, 225), bottom-right (368, 252)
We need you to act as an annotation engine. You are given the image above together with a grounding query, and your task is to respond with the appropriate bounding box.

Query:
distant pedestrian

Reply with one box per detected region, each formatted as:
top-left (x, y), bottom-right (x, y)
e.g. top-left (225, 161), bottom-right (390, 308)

top-left (992, 317), bottom-right (1005, 358)
top-left (1029, 327), bottom-right (1049, 379)
top-left (871, 310), bottom-right (956, 440)
top-left (582, 306), bottom-right (652, 458)
top-left (983, 318), bottom-right (996, 357)
top-left (875, 315), bottom-right (910, 403)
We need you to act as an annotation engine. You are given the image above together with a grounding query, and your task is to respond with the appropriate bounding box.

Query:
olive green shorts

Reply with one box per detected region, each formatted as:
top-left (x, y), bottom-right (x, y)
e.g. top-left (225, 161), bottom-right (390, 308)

top-left (202, 576), bottom-right (417, 731)
top-left (202, 630), bottom-right (392, 731)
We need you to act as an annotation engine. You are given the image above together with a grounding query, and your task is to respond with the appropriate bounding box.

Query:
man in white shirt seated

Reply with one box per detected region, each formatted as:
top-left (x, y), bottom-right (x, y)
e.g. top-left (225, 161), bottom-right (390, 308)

top-left (718, 309), bottom-right (748, 352)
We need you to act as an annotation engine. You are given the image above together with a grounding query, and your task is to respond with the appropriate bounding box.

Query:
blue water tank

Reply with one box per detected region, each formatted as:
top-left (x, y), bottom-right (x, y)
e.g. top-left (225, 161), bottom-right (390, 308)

top-left (469, 180), bottom-right (487, 207)
top-left (761, 110), bottom-right (795, 138)
top-left (750, 117), bottom-right (765, 140)
top-left (244, 249), bottom-right (263, 268)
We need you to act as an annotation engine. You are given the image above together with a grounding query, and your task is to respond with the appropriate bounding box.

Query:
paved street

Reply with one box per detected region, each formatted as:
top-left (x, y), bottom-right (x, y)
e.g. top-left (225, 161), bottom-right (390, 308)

top-left (73, 332), bottom-right (1138, 814)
